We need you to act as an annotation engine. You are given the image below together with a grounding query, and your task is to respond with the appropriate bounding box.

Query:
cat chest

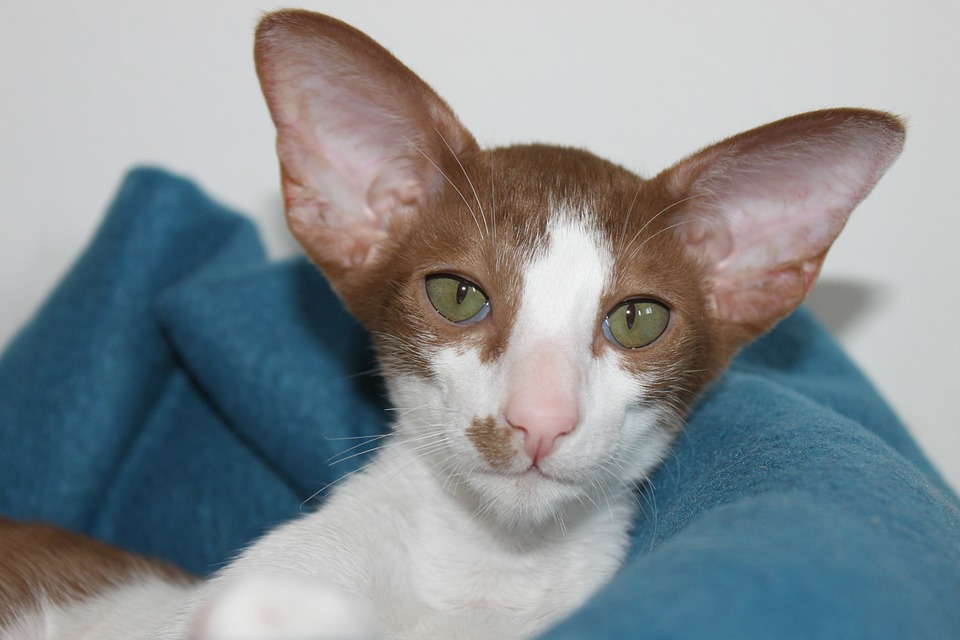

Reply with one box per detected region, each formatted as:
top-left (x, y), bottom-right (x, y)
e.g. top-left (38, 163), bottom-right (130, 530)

top-left (405, 529), bottom-right (619, 615)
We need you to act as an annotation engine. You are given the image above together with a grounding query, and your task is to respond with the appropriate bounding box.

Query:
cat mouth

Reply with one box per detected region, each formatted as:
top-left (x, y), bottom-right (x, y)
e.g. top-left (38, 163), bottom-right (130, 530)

top-left (487, 466), bottom-right (580, 487)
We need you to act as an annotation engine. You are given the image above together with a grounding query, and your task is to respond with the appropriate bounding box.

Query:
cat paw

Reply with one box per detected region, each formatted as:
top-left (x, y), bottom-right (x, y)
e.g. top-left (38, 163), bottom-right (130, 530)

top-left (193, 576), bottom-right (381, 640)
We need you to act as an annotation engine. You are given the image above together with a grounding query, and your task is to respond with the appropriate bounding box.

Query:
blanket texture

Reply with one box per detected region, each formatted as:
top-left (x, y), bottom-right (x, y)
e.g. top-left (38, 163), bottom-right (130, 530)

top-left (1, 168), bottom-right (958, 638)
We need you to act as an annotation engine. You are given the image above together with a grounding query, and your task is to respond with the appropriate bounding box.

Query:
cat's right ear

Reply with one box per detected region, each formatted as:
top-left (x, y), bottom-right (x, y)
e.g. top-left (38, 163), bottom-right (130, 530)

top-left (254, 10), bottom-right (478, 278)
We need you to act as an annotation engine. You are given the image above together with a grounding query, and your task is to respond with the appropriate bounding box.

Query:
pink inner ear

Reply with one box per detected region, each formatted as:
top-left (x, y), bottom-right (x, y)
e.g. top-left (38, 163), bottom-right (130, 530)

top-left (278, 118), bottom-right (428, 267)
top-left (666, 110), bottom-right (905, 332)
top-left (267, 66), bottom-right (439, 269)
top-left (682, 169), bottom-right (855, 325)
top-left (255, 11), bottom-right (476, 270)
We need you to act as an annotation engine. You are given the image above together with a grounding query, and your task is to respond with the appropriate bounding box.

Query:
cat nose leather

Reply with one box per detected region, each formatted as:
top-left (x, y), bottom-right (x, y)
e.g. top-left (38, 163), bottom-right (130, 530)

top-left (503, 346), bottom-right (579, 464)
top-left (507, 406), bottom-right (577, 464)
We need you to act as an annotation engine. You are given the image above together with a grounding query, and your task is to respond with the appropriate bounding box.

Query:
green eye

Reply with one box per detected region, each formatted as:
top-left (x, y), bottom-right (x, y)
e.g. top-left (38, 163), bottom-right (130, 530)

top-left (425, 275), bottom-right (490, 324)
top-left (603, 299), bottom-right (669, 349)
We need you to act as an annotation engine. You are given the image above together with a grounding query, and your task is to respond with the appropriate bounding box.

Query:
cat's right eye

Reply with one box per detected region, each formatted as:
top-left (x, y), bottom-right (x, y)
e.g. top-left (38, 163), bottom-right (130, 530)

top-left (425, 275), bottom-right (490, 325)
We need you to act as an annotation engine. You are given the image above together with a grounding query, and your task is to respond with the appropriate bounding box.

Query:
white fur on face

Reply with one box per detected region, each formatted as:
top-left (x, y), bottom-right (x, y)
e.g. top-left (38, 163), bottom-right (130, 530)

top-left (389, 207), bottom-right (676, 528)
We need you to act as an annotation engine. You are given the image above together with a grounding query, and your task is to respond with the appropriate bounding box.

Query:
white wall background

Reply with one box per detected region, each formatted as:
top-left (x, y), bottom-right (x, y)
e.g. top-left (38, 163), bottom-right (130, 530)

top-left (2, 1), bottom-right (958, 491)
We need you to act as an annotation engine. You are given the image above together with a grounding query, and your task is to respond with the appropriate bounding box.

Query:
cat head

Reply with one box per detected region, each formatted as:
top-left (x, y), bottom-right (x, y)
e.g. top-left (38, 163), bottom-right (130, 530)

top-left (254, 10), bottom-right (904, 528)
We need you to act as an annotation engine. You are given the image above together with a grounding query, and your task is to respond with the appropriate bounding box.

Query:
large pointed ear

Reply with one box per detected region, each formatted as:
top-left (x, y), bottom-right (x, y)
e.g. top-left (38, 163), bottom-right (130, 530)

top-left (254, 10), bottom-right (478, 277)
top-left (660, 109), bottom-right (905, 339)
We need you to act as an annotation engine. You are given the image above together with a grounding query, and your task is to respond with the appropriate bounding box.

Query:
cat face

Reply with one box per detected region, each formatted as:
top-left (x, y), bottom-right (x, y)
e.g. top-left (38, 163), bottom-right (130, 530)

top-left (254, 10), bottom-right (904, 528)
top-left (359, 147), bottom-right (720, 526)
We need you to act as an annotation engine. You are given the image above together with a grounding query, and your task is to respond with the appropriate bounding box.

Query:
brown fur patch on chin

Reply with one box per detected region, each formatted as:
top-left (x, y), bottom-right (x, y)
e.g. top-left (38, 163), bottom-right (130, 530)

top-left (466, 416), bottom-right (518, 470)
top-left (0, 519), bottom-right (197, 628)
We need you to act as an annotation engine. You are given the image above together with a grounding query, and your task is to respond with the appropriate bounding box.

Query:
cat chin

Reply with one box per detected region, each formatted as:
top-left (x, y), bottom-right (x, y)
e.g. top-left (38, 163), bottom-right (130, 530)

top-left (459, 467), bottom-right (602, 531)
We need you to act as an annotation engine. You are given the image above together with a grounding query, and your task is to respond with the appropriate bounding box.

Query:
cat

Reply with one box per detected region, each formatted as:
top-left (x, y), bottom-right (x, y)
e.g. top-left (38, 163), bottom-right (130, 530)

top-left (0, 8), bottom-right (904, 640)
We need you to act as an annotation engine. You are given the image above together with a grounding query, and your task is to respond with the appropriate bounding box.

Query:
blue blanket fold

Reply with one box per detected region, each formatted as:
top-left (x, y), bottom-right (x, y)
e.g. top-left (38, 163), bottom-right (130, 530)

top-left (1, 167), bottom-right (958, 638)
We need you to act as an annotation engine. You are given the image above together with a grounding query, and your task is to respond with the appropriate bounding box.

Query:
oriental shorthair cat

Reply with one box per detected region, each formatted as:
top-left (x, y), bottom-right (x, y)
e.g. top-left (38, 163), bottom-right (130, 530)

top-left (0, 9), bottom-right (904, 640)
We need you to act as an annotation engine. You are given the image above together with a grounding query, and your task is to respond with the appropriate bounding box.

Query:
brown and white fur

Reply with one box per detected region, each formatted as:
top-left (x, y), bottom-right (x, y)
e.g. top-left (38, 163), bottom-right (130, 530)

top-left (0, 9), bottom-right (905, 640)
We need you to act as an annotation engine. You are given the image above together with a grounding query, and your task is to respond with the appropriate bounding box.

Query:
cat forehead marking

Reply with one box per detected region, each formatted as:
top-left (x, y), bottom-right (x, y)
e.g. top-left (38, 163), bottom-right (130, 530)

top-left (509, 211), bottom-right (613, 350)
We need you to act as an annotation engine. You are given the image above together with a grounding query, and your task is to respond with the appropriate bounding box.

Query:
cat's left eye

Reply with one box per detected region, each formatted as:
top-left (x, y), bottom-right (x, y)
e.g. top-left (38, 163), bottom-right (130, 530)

top-left (603, 299), bottom-right (669, 349)
top-left (425, 275), bottom-right (490, 325)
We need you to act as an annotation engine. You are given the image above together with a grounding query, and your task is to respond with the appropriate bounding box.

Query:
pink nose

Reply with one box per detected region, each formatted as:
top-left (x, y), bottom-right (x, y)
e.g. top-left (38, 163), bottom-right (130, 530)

top-left (503, 344), bottom-right (580, 465)
top-left (504, 397), bottom-right (578, 464)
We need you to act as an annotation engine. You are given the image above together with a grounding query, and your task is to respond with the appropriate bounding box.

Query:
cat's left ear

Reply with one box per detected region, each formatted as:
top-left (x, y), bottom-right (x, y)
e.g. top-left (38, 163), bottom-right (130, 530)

top-left (254, 10), bottom-right (478, 278)
top-left (660, 109), bottom-right (905, 338)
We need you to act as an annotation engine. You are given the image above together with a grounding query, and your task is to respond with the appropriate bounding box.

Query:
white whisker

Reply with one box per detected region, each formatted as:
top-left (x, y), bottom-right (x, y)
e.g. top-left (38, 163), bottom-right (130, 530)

top-left (620, 192), bottom-right (712, 260)
top-left (400, 133), bottom-right (485, 240)
top-left (435, 126), bottom-right (488, 240)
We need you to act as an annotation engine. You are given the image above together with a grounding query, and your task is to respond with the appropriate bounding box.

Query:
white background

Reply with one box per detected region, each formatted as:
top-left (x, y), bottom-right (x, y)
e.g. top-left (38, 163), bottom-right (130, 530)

top-left (2, 1), bottom-right (957, 491)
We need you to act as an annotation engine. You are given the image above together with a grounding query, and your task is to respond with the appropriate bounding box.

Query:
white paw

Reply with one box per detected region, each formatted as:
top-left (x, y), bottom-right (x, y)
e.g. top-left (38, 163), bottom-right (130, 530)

top-left (194, 576), bottom-right (381, 640)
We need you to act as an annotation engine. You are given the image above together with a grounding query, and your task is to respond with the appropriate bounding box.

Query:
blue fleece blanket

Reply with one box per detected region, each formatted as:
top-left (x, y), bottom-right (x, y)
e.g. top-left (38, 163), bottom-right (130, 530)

top-left (1, 168), bottom-right (958, 638)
